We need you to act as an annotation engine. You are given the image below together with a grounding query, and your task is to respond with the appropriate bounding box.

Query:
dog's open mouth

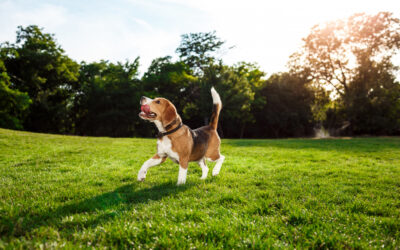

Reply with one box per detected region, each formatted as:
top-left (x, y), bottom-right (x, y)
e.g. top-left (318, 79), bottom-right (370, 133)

top-left (140, 112), bottom-right (157, 119)
top-left (139, 105), bottom-right (157, 119)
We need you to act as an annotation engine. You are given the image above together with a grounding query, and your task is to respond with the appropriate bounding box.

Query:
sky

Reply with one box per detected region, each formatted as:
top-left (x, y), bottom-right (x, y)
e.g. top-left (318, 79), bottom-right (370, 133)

top-left (1, 0), bottom-right (400, 75)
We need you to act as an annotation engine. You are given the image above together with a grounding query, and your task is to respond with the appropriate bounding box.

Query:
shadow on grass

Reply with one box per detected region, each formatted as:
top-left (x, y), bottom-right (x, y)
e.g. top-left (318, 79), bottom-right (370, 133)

top-left (5, 181), bottom-right (193, 237)
top-left (223, 137), bottom-right (400, 153)
top-left (60, 181), bottom-right (193, 213)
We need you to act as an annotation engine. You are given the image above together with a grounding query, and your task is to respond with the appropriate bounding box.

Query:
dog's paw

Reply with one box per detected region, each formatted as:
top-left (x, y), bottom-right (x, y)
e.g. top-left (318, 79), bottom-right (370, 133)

top-left (200, 167), bottom-right (208, 180)
top-left (212, 168), bottom-right (220, 176)
top-left (176, 178), bottom-right (186, 185)
top-left (200, 172), bottom-right (208, 180)
top-left (137, 171), bottom-right (147, 181)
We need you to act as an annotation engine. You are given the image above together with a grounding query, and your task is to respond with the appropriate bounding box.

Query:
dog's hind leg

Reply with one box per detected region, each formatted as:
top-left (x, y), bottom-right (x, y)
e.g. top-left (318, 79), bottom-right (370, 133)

top-left (137, 154), bottom-right (166, 181)
top-left (212, 155), bottom-right (225, 176)
top-left (198, 158), bottom-right (209, 180)
top-left (206, 154), bottom-right (225, 176)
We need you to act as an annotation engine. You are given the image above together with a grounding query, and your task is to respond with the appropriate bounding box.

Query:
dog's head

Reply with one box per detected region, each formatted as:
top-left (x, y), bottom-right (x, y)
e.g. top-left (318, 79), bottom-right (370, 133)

top-left (139, 96), bottom-right (178, 126)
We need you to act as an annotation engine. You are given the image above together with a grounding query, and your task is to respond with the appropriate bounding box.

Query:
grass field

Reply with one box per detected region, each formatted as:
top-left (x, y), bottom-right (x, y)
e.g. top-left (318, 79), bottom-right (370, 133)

top-left (0, 128), bottom-right (400, 248)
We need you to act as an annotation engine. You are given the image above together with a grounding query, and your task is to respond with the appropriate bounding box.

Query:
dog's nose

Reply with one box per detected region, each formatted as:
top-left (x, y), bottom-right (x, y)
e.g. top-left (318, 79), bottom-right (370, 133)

top-left (140, 96), bottom-right (146, 104)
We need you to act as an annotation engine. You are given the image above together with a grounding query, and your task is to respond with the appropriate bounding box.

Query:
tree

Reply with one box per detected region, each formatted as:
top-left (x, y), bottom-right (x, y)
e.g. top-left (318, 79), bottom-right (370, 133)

top-left (289, 12), bottom-right (400, 135)
top-left (248, 72), bottom-right (315, 138)
top-left (176, 31), bottom-right (230, 127)
top-left (176, 31), bottom-right (225, 75)
top-left (142, 56), bottom-right (197, 117)
top-left (201, 63), bottom-right (255, 138)
top-left (1, 25), bottom-right (80, 133)
top-left (290, 12), bottom-right (400, 96)
top-left (343, 60), bottom-right (400, 134)
top-left (73, 59), bottom-right (142, 137)
top-left (0, 59), bottom-right (31, 129)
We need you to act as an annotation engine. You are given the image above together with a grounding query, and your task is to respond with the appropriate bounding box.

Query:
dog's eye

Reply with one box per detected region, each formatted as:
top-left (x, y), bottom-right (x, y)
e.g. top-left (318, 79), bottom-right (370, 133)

top-left (155, 100), bottom-right (160, 104)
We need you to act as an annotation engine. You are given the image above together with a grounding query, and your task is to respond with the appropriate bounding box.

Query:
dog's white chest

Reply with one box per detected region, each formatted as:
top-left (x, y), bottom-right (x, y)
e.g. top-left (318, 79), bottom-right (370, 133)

top-left (157, 137), bottom-right (179, 163)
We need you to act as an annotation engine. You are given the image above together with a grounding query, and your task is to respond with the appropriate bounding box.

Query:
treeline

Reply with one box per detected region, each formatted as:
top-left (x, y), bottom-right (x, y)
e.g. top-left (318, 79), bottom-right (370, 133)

top-left (1, 12), bottom-right (400, 138)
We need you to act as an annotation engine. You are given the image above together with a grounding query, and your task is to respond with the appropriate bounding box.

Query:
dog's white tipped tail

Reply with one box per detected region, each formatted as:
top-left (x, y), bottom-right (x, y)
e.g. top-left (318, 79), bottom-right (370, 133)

top-left (211, 87), bottom-right (221, 105)
top-left (209, 87), bottom-right (222, 130)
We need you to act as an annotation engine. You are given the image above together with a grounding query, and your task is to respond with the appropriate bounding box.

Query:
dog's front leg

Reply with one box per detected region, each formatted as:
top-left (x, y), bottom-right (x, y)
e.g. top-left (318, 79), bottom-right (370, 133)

top-left (177, 158), bottom-right (188, 185)
top-left (138, 154), bottom-right (166, 181)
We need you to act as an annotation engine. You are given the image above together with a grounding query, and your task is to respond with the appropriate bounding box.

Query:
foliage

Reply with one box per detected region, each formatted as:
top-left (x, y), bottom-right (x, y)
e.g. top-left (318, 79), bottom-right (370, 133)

top-left (0, 60), bottom-right (31, 129)
top-left (248, 72), bottom-right (315, 138)
top-left (1, 128), bottom-right (400, 248)
top-left (0, 25), bottom-right (80, 133)
top-left (290, 12), bottom-right (400, 135)
top-left (73, 59), bottom-right (142, 137)
top-left (142, 56), bottom-right (197, 123)
top-left (203, 63), bottom-right (256, 138)
top-left (175, 32), bottom-right (260, 137)
top-left (289, 12), bottom-right (400, 96)
top-left (1, 16), bottom-right (400, 137)
top-left (176, 31), bottom-right (225, 75)
top-left (343, 60), bottom-right (400, 134)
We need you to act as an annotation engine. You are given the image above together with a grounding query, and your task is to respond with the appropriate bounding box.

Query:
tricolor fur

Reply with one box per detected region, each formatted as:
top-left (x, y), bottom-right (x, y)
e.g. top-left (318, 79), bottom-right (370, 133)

top-left (138, 87), bottom-right (225, 185)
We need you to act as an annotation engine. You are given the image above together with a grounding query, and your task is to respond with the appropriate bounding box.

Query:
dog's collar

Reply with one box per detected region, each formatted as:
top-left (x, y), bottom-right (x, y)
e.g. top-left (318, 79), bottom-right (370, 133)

top-left (157, 122), bottom-right (183, 139)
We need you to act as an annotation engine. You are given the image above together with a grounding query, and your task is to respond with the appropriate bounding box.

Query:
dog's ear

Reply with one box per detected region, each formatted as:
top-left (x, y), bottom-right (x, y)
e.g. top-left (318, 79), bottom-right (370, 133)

top-left (162, 103), bottom-right (177, 126)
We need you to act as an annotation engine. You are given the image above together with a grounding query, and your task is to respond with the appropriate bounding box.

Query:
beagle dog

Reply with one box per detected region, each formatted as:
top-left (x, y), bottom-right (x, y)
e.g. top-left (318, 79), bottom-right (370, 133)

top-left (138, 87), bottom-right (225, 185)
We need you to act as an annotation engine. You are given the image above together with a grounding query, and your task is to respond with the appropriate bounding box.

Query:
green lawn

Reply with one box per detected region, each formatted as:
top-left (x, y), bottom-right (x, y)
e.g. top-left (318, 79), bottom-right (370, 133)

top-left (0, 128), bottom-right (399, 248)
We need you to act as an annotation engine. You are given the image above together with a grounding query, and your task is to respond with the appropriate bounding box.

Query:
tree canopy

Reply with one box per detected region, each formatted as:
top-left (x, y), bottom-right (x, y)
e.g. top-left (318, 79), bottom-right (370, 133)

top-left (290, 12), bottom-right (400, 135)
top-left (176, 31), bottom-right (225, 75)
top-left (0, 59), bottom-right (31, 129)
top-left (1, 13), bottom-right (400, 137)
top-left (1, 25), bottom-right (79, 133)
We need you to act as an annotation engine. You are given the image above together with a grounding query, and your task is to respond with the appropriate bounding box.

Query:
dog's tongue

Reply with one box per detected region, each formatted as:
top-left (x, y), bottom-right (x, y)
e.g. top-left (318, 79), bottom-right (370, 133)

top-left (141, 104), bottom-right (150, 114)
